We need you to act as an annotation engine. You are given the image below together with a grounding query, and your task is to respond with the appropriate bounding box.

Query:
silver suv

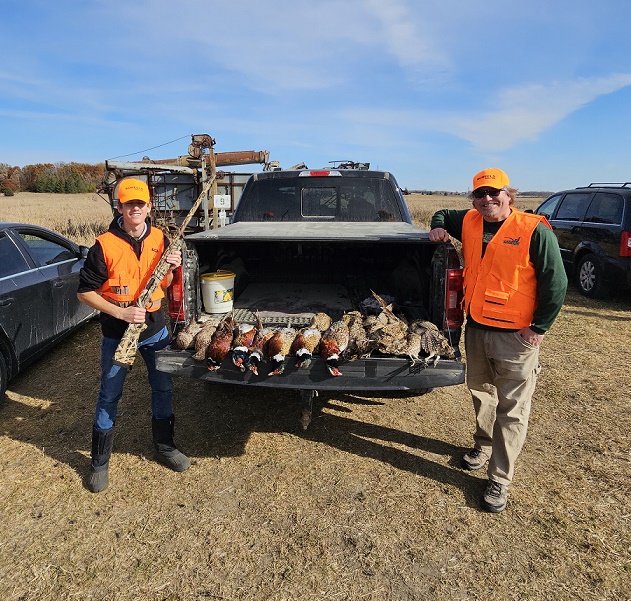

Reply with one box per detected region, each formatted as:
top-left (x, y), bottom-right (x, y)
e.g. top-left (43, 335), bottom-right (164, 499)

top-left (534, 183), bottom-right (631, 298)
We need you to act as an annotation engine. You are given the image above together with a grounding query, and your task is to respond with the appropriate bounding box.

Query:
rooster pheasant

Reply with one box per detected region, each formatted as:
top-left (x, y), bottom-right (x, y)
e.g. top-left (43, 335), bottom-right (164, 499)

top-left (267, 325), bottom-right (297, 376)
top-left (206, 315), bottom-right (235, 371)
top-left (291, 312), bottom-right (330, 368)
top-left (247, 324), bottom-right (277, 375)
top-left (291, 327), bottom-right (322, 368)
top-left (231, 322), bottom-right (258, 371)
top-left (320, 320), bottom-right (350, 376)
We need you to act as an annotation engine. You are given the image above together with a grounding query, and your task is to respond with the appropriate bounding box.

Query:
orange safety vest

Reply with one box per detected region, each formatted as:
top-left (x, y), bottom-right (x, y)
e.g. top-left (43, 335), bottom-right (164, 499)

top-left (96, 228), bottom-right (167, 311)
top-left (461, 209), bottom-right (551, 329)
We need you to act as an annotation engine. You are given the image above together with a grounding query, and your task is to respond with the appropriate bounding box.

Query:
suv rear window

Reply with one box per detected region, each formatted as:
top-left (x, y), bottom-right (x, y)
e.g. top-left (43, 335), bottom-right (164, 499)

top-left (585, 192), bottom-right (624, 225)
top-left (555, 192), bottom-right (592, 221)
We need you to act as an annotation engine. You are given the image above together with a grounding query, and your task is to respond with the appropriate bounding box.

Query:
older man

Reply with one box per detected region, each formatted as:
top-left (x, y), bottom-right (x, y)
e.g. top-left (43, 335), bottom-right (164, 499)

top-left (429, 168), bottom-right (567, 512)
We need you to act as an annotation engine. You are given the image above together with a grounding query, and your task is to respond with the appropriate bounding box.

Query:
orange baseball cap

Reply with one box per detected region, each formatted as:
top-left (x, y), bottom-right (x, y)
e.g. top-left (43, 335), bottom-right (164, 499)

top-left (118, 178), bottom-right (150, 203)
top-left (472, 168), bottom-right (510, 191)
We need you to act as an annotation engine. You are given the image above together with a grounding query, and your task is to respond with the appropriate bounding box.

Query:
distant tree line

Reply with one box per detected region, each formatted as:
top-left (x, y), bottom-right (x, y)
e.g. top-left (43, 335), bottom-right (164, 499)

top-left (0, 162), bottom-right (106, 196)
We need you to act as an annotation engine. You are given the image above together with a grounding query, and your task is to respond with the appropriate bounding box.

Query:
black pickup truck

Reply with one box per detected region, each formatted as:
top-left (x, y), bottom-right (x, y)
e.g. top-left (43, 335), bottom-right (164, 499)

top-left (156, 166), bottom-right (465, 420)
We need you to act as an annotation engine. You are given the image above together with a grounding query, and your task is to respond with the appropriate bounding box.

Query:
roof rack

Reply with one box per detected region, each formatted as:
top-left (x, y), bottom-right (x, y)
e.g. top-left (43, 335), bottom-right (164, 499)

top-left (585, 182), bottom-right (631, 188)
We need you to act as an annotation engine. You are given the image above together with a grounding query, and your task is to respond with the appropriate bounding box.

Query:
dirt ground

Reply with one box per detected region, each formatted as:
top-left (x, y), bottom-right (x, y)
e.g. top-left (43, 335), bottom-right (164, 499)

top-left (1, 190), bottom-right (629, 599)
top-left (0, 284), bottom-right (629, 600)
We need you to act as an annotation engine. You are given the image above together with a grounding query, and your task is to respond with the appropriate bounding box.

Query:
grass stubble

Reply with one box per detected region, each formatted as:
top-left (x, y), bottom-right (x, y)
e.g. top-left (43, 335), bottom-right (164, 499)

top-left (0, 193), bottom-right (629, 600)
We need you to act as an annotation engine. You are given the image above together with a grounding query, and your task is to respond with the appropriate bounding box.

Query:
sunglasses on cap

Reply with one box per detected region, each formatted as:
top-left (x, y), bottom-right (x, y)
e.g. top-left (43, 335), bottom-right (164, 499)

top-left (472, 187), bottom-right (503, 199)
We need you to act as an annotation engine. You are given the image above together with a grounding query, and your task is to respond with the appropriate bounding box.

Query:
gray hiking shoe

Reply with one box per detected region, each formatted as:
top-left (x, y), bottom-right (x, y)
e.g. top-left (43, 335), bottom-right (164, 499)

top-left (481, 479), bottom-right (508, 513)
top-left (461, 447), bottom-right (489, 470)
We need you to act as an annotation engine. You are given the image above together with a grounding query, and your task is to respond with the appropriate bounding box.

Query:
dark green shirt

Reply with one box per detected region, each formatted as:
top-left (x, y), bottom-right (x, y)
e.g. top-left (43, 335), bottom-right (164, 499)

top-left (431, 209), bottom-right (568, 333)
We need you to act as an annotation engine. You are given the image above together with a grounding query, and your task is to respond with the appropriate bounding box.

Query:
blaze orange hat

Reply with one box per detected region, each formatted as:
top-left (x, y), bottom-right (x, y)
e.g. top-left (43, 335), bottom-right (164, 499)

top-left (118, 178), bottom-right (150, 203)
top-left (472, 168), bottom-right (510, 191)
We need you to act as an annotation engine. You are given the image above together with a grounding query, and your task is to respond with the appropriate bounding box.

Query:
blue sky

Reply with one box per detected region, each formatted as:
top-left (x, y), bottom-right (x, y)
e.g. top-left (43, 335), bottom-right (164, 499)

top-left (2, 0), bottom-right (631, 192)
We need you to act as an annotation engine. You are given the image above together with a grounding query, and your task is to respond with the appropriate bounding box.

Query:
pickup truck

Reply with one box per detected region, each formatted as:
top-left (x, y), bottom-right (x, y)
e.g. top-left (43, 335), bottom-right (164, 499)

top-left (155, 165), bottom-right (465, 424)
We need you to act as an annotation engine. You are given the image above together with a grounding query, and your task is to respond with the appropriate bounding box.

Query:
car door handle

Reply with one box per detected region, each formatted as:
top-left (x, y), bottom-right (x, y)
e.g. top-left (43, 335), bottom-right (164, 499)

top-left (0, 298), bottom-right (13, 307)
top-left (53, 281), bottom-right (65, 288)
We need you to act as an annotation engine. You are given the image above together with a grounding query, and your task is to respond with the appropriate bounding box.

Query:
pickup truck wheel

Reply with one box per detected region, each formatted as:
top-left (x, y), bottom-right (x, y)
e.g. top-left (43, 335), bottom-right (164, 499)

top-left (576, 253), bottom-right (608, 298)
top-left (0, 353), bottom-right (8, 403)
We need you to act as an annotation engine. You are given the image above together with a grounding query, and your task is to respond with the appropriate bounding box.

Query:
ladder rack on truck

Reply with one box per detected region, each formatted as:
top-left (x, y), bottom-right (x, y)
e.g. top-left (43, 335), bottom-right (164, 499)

top-left (100, 134), bottom-right (277, 232)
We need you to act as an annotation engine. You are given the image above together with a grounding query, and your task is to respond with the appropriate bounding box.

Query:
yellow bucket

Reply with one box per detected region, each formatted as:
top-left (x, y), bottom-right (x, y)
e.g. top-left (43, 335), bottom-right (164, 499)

top-left (200, 271), bottom-right (235, 314)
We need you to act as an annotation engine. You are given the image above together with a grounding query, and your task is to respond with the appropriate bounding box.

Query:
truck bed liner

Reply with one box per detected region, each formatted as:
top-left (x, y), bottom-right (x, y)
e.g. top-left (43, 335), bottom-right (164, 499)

top-left (231, 282), bottom-right (354, 324)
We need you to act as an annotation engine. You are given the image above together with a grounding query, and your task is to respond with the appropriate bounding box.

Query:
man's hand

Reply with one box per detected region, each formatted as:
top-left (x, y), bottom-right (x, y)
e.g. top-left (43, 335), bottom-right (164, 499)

top-left (429, 227), bottom-right (451, 243)
top-left (518, 327), bottom-right (544, 347)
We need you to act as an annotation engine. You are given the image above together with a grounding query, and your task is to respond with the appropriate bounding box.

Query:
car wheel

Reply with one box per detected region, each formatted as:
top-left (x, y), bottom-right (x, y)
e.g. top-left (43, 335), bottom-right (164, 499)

top-left (0, 352), bottom-right (8, 402)
top-left (576, 253), bottom-right (608, 298)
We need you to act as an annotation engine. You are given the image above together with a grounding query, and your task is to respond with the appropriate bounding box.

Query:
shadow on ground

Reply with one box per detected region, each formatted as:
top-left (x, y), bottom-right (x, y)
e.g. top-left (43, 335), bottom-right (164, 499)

top-left (1, 321), bottom-right (483, 507)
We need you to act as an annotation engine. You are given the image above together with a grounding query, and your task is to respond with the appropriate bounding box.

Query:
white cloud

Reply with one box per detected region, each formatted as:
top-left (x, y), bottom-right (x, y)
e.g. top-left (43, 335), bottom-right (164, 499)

top-left (445, 74), bottom-right (631, 151)
top-left (363, 0), bottom-right (450, 75)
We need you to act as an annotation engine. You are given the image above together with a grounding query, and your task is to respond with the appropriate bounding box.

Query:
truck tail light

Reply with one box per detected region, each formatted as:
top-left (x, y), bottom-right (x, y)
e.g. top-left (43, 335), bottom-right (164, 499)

top-left (445, 268), bottom-right (464, 329)
top-left (298, 170), bottom-right (342, 177)
top-left (620, 231), bottom-right (631, 257)
top-left (166, 265), bottom-right (185, 322)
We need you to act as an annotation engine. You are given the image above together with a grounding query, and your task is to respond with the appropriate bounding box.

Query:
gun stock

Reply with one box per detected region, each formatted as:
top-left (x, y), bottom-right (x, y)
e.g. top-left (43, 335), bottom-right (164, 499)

top-left (112, 176), bottom-right (216, 369)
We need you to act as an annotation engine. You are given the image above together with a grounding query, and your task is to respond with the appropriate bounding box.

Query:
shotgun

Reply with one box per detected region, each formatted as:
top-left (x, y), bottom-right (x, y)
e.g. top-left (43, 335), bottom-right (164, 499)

top-left (113, 176), bottom-right (217, 369)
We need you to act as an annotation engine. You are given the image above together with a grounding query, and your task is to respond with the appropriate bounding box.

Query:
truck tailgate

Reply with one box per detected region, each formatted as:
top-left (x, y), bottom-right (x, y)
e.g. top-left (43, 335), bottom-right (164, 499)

top-left (155, 349), bottom-right (464, 392)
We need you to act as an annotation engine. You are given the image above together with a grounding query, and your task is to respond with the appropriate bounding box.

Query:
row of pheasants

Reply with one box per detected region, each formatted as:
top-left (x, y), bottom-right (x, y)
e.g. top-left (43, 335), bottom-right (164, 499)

top-left (172, 292), bottom-right (455, 377)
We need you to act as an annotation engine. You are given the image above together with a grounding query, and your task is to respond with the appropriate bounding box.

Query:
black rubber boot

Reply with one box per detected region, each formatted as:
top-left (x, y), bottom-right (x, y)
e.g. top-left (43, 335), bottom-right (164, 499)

top-left (152, 415), bottom-right (191, 472)
top-left (86, 426), bottom-right (114, 493)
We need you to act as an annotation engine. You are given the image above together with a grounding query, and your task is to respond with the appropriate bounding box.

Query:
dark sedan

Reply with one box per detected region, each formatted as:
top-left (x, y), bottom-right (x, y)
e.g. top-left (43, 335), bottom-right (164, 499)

top-left (0, 223), bottom-right (98, 398)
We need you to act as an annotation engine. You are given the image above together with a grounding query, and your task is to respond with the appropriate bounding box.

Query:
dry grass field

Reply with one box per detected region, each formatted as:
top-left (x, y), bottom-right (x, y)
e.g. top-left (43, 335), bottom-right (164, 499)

top-left (0, 192), bottom-right (629, 600)
top-left (1, 191), bottom-right (113, 245)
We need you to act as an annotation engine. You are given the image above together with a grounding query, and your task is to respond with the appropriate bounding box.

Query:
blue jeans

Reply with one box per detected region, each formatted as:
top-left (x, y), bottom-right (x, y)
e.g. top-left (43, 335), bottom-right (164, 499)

top-left (94, 326), bottom-right (173, 430)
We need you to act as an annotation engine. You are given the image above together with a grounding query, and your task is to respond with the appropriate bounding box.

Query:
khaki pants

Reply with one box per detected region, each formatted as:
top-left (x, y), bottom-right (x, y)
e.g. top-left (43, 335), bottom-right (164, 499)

top-left (464, 326), bottom-right (541, 485)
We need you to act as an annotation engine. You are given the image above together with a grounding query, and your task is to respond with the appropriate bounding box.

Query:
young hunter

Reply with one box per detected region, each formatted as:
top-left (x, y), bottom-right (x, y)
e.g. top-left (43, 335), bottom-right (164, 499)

top-left (78, 178), bottom-right (189, 493)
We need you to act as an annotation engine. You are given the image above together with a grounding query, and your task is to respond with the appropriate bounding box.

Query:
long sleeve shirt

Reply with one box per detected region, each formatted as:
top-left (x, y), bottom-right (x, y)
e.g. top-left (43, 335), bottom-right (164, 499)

top-left (431, 209), bottom-right (568, 333)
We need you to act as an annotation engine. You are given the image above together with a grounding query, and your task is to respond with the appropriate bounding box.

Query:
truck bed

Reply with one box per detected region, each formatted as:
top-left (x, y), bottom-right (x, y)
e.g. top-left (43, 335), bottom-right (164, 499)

top-left (156, 221), bottom-right (465, 391)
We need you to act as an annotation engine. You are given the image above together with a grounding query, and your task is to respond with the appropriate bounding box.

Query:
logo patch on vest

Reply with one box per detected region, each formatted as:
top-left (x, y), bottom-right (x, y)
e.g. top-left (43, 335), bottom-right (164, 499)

top-left (503, 237), bottom-right (521, 245)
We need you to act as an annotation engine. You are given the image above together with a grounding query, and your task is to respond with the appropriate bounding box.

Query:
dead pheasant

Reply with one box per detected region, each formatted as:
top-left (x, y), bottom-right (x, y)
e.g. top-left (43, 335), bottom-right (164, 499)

top-left (206, 315), bottom-right (235, 371)
top-left (310, 312), bottom-right (332, 333)
top-left (172, 318), bottom-right (205, 351)
top-left (408, 319), bottom-right (455, 365)
top-left (231, 322), bottom-right (258, 371)
top-left (267, 325), bottom-right (297, 376)
top-left (363, 311), bottom-right (389, 336)
top-left (291, 327), bottom-right (322, 369)
top-left (191, 319), bottom-right (220, 361)
top-left (342, 310), bottom-right (375, 360)
top-left (247, 324), bottom-right (277, 376)
top-left (291, 312), bottom-right (330, 368)
top-left (369, 290), bottom-right (409, 356)
top-left (320, 320), bottom-right (350, 376)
